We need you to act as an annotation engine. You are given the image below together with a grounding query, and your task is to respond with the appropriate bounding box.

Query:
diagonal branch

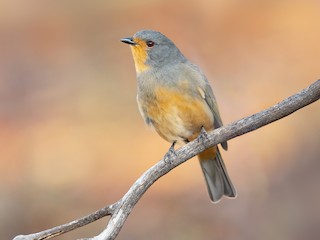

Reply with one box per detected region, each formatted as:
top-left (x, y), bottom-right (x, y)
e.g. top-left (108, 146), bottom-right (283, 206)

top-left (13, 80), bottom-right (320, 240)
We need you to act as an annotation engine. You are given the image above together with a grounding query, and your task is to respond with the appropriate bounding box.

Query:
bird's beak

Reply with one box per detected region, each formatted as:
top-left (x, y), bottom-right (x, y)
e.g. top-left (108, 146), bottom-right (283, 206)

top-left (121, 37), bottom-right (136, 45)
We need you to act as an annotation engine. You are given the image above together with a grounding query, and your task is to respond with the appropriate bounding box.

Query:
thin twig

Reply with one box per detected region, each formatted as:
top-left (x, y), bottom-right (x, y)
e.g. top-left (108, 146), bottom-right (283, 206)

top-left (13, 80), bottom-right (320, 240)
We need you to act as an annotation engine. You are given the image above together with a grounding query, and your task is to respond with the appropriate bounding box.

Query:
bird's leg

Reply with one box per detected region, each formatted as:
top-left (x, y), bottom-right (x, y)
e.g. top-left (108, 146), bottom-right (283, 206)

top-left (164, 141), bottom-right (177, 164)
top-left (197, 126), bottom-right (210, 147)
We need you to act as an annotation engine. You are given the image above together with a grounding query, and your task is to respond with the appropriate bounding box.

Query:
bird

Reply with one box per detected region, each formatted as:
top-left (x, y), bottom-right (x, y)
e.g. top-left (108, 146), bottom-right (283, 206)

top-left (121, 30), bottom-right (236, 202)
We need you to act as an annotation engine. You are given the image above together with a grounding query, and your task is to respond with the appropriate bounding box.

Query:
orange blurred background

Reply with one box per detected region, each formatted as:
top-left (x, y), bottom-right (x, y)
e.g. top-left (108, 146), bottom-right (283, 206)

top-left (1, 1), bottom-right (319, 239)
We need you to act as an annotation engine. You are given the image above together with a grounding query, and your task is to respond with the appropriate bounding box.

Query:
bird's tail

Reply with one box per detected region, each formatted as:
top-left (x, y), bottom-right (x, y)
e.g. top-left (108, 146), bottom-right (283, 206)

top-left (198, 146), bottom-right (236, 202)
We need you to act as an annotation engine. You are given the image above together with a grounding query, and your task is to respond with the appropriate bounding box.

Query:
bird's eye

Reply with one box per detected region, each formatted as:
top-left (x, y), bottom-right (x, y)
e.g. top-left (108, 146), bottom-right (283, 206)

top-left (146, 41), bottom-right (155, 47)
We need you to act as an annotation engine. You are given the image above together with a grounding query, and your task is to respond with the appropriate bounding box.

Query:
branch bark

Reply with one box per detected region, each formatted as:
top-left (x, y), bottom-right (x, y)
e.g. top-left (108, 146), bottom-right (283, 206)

top-left (13, 80), bottom-right (320, 240)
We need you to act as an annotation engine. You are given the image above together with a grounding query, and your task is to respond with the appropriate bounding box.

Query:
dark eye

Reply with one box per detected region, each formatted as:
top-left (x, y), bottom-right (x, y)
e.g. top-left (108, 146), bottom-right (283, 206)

top-left (146, 40), bottom-right (155, 47)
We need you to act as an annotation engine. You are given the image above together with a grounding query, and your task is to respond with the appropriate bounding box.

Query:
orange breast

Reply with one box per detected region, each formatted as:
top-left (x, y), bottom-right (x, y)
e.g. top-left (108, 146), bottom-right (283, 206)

top-left (143, 86), bottom-right (214, 142)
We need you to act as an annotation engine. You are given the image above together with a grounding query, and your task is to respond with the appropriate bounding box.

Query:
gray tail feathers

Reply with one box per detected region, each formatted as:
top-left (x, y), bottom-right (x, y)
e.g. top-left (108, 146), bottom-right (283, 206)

top-left (199, 147), bottom-right (236, 202)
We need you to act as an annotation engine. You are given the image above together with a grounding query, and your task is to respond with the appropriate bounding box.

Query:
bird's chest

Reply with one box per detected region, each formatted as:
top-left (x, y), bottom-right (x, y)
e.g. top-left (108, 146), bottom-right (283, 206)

top-left (137, 84), bottom-right (214, 142)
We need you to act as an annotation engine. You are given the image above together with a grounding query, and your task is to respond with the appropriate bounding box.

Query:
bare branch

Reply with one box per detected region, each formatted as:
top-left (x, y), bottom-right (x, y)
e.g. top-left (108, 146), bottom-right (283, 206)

top-left (13, 203), bottom-right (119, 240)
top-left (13, 80), bottom-right (320, 240)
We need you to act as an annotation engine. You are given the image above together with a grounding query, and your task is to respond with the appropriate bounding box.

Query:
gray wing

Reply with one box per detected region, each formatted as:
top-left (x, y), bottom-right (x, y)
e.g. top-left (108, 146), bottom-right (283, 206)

top-left (183, 62), bottom-right (228, 150)
top-left (203, 82), bottom-right (228, 150)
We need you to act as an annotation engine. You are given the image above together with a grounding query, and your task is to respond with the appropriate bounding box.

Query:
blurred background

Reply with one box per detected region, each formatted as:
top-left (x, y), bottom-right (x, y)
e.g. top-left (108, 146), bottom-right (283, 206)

top-left (0, 0), bottom-right (319, 239)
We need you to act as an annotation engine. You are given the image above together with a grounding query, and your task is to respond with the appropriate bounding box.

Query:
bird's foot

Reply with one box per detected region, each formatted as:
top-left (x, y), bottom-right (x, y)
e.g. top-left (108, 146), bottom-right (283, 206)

top-left (164, 141), bottom-right (177, 164)
top-left (197, 126), bottom-right (210, 147)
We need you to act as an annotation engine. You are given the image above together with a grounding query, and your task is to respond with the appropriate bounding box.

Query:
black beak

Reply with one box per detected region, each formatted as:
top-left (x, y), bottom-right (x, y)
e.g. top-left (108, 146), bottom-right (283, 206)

top-left (121, 37), bottom-right (136, 45)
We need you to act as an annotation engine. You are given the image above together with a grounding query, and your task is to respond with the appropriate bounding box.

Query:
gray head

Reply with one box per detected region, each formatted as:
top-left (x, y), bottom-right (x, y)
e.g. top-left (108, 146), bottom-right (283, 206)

top-left (121, 30), bottom-right (185, 73)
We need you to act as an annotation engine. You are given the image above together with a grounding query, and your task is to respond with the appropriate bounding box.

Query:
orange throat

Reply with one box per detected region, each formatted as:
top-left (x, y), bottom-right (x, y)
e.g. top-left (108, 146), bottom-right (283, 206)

top-left (130, 38), bottom-right (149, 74)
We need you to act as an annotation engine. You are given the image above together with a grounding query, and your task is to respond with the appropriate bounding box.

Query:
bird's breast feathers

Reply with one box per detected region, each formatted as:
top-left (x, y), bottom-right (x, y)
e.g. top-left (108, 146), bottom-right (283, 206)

top-left (137, 83), bottom-right (214, 142)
